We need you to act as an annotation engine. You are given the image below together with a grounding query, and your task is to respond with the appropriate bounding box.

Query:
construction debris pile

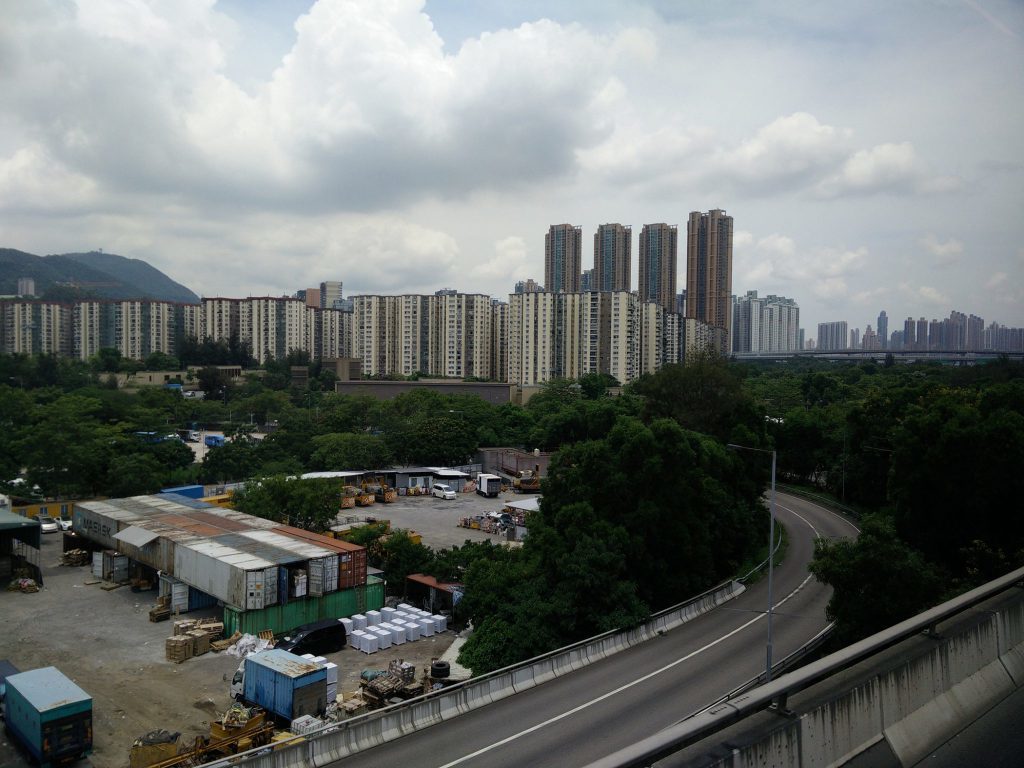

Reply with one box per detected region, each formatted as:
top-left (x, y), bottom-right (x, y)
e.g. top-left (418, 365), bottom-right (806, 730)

top-left (6, 577), bottom-right (39, 593)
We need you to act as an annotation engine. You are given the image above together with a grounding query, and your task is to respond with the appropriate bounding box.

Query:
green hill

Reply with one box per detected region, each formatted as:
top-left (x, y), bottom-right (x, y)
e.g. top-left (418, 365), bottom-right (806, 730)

top-left (0, 248), bottom-right (200, 303)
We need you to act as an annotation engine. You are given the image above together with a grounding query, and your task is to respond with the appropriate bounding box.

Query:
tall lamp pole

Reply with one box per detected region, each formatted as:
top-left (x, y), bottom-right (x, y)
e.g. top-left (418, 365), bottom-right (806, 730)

top-left (728, 443), bottom-right (777, 682)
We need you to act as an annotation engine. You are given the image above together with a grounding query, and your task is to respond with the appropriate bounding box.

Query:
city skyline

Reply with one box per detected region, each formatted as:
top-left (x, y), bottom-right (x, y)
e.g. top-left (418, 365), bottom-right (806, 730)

top-left (1, 2), bottom-right (1021, 333)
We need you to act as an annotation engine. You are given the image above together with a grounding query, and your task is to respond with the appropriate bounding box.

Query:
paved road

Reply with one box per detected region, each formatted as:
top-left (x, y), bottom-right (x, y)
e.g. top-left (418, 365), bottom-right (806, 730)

top-left (337, 492), bottom-right (859, 767)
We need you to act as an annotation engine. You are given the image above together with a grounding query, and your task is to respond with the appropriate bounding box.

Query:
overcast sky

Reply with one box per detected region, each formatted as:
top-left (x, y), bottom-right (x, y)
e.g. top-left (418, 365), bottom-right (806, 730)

top-left (2, 0), bottom-right (1022, 334)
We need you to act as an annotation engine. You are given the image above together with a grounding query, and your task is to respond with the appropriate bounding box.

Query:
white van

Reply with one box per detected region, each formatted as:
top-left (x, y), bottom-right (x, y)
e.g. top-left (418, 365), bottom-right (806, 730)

top-left (432, 483), bottom-right (456, 500)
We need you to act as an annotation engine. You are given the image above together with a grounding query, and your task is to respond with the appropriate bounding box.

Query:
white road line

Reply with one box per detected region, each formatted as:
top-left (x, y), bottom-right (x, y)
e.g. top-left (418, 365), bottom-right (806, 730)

top-left (436, 498), bottom-right (835, 767)
top-left (777, 492), bottom-right (861, 535)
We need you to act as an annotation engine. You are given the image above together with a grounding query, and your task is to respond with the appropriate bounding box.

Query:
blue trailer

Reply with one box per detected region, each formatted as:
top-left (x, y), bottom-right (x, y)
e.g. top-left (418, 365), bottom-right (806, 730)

top-left (204, 435), bottom-right (226, 448)
top-left (4, 667), bottom-right (92, 767)
top-left (242, 650), bottom-right (327, 722)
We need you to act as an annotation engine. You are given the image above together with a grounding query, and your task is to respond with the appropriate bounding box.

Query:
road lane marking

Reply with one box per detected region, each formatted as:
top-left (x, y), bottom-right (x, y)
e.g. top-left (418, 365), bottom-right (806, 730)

top-left (777, 492), bottom-right (861, 535)
top-left (436, 497), bottom-right (834, 766)
top-left (437, 571), bottom-right (817, 768)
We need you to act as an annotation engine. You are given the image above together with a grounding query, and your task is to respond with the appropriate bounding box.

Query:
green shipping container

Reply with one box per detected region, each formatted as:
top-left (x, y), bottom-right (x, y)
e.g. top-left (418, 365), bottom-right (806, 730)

top-left (223, 577), bottom-right (384, 637)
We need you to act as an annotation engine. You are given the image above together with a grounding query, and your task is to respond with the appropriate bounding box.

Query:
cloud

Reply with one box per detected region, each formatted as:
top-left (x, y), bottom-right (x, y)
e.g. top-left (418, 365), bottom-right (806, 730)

top-left (920, 234), bottom-right (964, 265)
top-left (917, 285), bottom-right (950, 304)
top-left (986, 272), bottom-right (1007, 289)
top-left (734, 232), bottom-right (866, 301)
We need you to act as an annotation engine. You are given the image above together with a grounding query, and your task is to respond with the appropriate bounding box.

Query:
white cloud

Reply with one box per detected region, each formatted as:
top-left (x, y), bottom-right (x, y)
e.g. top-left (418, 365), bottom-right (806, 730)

top-left (986, 272), bottom-right (1008, 289)
top-left (917, 285), bottom-right (950, 305)
top-left (920, 234), bottom-right (964, 265)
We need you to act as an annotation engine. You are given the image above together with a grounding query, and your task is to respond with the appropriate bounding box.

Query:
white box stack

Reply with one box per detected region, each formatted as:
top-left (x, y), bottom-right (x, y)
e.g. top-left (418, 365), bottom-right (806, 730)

top-left (358, 631), bottom-right (379, 654)
top-left (417, 618), bottom-right (435, 637)
top-left (339, 617), bottom-right (354, 636)
top-left (366, 610), bottom-right (382, 626)
top-left (398, 603), bottom-right (413, 611)
top-left (349, 629), bottom-right (366, 649)
top-left (291, 715), bottom-right (321, 736)
top-left (403, 622), bottom-right (420, 642)
top-left (431, 614), bottom-right (447, 633)
top-left (382, 623), bottom-right (405, 645)
top-left (370, 627), bottom-right (391, 649)
top-left (352, 613), bottom-right (368, 630)
top-left (324, 661), bottom-right (338, 702)
top-left (381, 606), bottom-right (398, 621)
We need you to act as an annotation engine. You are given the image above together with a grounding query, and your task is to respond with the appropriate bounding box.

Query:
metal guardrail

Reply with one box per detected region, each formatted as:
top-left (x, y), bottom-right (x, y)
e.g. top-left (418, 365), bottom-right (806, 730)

top-left (775, 483), bottom-right (860, 518)
top-left (584, 562), bottom-right (1024, 768)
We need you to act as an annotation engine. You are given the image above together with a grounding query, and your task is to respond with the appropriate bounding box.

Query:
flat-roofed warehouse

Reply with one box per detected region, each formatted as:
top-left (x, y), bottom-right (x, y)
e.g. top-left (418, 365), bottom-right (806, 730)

top-left (73, 495), bottom-right (383, 636)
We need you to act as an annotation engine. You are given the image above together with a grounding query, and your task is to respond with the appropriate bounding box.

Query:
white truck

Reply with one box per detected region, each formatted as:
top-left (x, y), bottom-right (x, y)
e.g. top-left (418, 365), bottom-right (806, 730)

top-left (476, 473), bottom-right (501, 498)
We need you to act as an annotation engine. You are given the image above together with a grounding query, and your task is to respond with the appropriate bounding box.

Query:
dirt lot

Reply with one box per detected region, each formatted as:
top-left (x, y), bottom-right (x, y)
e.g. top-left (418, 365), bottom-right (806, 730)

top-left (0, 531), bottom-right (466, 768)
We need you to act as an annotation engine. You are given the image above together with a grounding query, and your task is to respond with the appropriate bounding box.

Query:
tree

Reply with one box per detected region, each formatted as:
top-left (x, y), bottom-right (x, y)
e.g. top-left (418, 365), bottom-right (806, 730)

top-left (810, 515), bottom-right (944, 643)
top-left (105, 454), bottom-right (166, 497)
top-left (230, 476), bottom-right (344, 531)
top-left (310, 433), bottom-right (393, 470)
top-left (380, 531), bottom-right (433, 590)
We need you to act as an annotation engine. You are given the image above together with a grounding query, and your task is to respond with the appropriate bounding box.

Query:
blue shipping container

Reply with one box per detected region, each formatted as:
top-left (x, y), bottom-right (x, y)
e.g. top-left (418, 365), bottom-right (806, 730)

top-left (5, 667), bottom-right (92, 767)
top-left (188, 586), bottom-right (219, 612)
top-left (243, 650), bottom-right (327, 721)
top-left (159, 484), bottom-right (206, 499)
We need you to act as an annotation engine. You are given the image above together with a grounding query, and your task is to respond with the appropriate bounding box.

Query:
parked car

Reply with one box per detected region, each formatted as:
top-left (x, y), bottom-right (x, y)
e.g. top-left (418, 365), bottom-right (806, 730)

top-left (56, 516), bottom-right (73, 532)
top-left (275, 618), bottom-right (347, 656)
top-left (187, 430), bottom-right (201, 442)
top-left (432, 483), bottom-right (456, 500)
top-left (36, 514), bottom-right (59, 534)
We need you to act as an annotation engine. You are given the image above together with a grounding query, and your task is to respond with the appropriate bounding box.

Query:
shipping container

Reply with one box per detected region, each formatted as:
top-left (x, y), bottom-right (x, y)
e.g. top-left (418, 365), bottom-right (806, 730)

top-left (159, 485), bottom-right (206, 500)
top-left (222, 578), bottom-right (385, 637)
top-left (5, 668), bottom-right (92, 768)
top-left (273, 525), bottom-right (368, 588)
top-left (242, 650), bottom-right (327, 721)
top-left (173, 538), bottom-right (278, 609)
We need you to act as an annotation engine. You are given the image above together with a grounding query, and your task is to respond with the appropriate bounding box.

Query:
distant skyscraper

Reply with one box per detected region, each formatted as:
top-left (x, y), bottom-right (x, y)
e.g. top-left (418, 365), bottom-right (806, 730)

top-left (580, 269), bottom-right (594, 292)
top-left (904, 317), bottom-right (915, 350)
top-left (686, 210), bottom-right (733, 350)
top-left (16, 277), bottom-right (35, 297)
top-left (593, 223), bottom-right (631, 292)
top-left (877, 310), bottom-right (888, 349)
top-left (817, 321), bottom-right (849, 351)
top-left (514, 278), bottom-right (544, 294)
top-left (544, 224), bottom-right (582, 293)
top-left (850, 327), bottom-right (861, 349)
top-left (639, 223), bottom-right (678, 311)
top-left (320, 281), bottom-right (343, 309)
top-left (916, 317), bottom-right (928, 350)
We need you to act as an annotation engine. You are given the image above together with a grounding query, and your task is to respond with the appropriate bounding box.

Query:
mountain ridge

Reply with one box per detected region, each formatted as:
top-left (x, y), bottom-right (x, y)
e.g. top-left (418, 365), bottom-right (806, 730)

top-left (0, 248), bottom-right (200, 303)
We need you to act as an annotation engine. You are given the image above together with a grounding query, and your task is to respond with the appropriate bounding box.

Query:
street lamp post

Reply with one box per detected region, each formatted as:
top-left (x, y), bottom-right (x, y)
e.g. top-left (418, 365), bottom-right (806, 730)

top-left (728, 442), bottom-right (777, 683)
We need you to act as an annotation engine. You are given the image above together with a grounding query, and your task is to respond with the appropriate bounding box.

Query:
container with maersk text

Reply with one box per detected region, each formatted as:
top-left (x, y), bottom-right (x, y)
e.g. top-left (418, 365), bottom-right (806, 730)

top-left (5, 667), bottom-right (92, 768)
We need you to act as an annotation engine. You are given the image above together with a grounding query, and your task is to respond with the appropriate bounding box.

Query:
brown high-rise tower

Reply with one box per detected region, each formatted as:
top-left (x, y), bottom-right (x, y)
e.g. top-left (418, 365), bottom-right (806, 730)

top-left (638, 223), bottom-right (678, 310)
top-left (593, 223), bottom-right (631, 292)
top-left (544, 224), bottom-right (582, 293)
top-left (686, 209), bottom-right (733, 351)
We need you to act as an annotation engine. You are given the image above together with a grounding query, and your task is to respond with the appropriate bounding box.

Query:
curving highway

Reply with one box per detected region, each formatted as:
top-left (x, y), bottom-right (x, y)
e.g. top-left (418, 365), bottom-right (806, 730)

top-left (337, 492), bottom-right (859, 767)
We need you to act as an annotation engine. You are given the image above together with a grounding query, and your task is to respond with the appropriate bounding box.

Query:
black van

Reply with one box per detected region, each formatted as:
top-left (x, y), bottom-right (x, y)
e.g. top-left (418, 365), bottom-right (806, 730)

top-left (276, 619), bottom-right (347, 656)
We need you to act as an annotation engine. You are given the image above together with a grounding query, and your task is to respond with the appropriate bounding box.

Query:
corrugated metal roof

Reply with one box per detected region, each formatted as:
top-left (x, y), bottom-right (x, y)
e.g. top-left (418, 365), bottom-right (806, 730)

top-left (236, 529), bottom-right (335, 559)
top-left (114, 525), bottom-right (161, 547)
top-left (248, 649), bottom-right (323, 678)
top-left (7, 667), bottom-right (91, 711)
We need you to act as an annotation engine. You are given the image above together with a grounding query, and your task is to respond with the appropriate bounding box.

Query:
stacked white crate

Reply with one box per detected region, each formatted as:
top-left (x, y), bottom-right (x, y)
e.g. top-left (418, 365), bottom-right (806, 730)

top-left (401, 621), bottom-right (420, 642)
top-left (366, 610), bottom-right (382, 626)
top-left (339, 617), bottom-right (354, 636)
top-left (358, 631), bottom-right (379, 654)
top-left (291, 715), bottom-right (321, 736)
top-left (381, 606), bottom-right (398, 622)
top-left (417, 617), bottom-right (435, 637)
top-left (324, 661), bottom-right (338, 702)
top-left (397, 603), bottom-right (414, 611)
top-left (370, 627), bottom-right (391, 649)
top-left (381, 623), bottom-right (405, 645)
top-left (351, 614), bottom-right (368, 630)
top-left (431, 614), bottom-right (447, 633)
top-left (349, 629), bottom-right (366, 649)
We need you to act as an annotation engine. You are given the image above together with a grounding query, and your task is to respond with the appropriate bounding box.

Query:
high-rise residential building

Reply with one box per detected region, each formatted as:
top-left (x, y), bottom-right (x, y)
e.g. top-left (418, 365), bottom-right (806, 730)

top-left (319, 281), bottom-right (343, 310)
top-left (916, 317), bottom-right (928, 350)
top-left (686, 209), bottom-right (733, 352)
top-left (580, 269), bottom-right (594, 293)
top-left (544, 224), bottom-right (582, 293)
top-left (593, 223), bottom-right (631, 293)
top-left (514, 278), bottom-right (544, 294)
top-left (733, 291), bottom-right (800, 353)
top-left (850, 327), bottom-right (861, 349)
top-left (16, 278), bottom-right (36, 297)
top-left (0, 300), bottom-right (69, 356)
top-left (891, 330), bottom-right (904, 349)
top-left (817, 321), bottom-right (849, 351)
top-left (862, 325), bottom-right (880, 350)
top-left (877, 311), bottom-right (888, 349)
top-left (903, 317), bottom-right (915, 350)
top-left (639, 223), bottom-right (678, 312)
top-left (300, 288), bottom-right (321, 308)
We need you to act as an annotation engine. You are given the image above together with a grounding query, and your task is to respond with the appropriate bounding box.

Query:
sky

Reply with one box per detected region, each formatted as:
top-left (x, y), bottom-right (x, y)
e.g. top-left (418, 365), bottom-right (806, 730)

top-left (1, 0), bottom-right (1022, 336)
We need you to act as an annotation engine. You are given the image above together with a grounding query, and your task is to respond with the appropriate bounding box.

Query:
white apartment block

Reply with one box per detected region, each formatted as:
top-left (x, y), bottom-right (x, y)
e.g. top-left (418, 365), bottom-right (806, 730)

top-left (508, 291), bottom-right (677, 387)
top-left (0, 301), bottom-right (69, 356)
top-left (733, 292), bottom-right (801, 353)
